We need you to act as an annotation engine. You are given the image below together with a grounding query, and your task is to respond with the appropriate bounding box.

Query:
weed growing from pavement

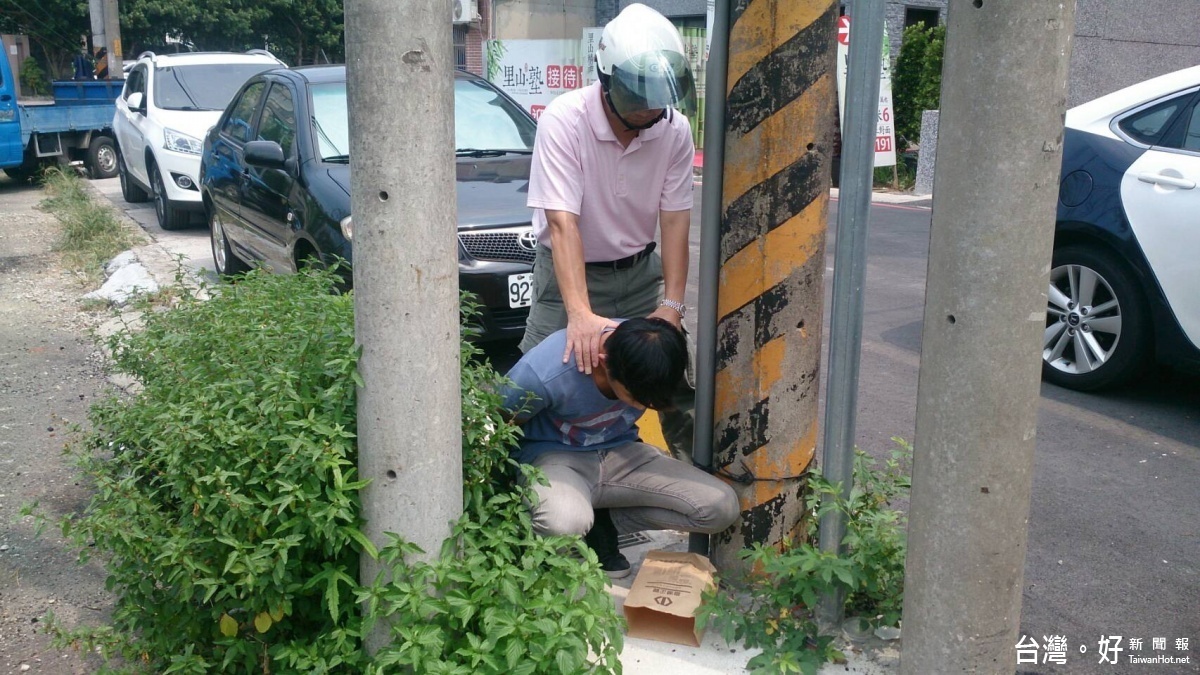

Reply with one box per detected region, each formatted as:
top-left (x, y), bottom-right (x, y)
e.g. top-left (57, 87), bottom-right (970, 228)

top-left (698, 439), bottom-right (911, 675)
top-left (49, 269), bottom-right (622, 673)
top-left (40, 168), bottom-right (144, 282)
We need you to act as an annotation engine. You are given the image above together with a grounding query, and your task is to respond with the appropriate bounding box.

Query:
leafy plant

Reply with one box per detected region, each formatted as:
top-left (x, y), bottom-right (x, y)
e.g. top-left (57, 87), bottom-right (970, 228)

top-left (19, 56), bottom-right (51, 96)
top-left (53, 269), bottom-right (621, 673)
top-left (698, 439), bottom-right (912, 675)
top-left (893, 24), bottom-right (946, 151)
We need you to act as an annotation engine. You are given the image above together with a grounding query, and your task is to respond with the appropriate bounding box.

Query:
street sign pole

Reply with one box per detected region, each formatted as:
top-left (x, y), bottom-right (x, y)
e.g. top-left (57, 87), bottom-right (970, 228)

top-left (818, 0), bottom-right (886, 630)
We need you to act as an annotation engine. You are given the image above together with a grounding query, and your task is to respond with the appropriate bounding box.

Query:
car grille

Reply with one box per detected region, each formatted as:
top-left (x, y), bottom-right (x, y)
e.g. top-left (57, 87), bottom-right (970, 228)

top-left (491, 308), bottom-right (530, 330)
top-left (459, 230), bottom-right (536, 265)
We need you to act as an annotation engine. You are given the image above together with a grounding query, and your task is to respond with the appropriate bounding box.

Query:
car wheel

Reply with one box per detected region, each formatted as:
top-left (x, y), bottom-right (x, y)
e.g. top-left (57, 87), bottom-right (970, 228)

top-left (3, 166), bottom-right (34, 182)
top-left (87, 136), bottom-right (119, 179)
top-left (1042, 245), bottom-right (1150, 391)
top-left (150, 163), bottom-right (188, 230)
top-left (209, 207), bottom-right (249, 276)
top-left (118, 152), bottom-right (149, 203)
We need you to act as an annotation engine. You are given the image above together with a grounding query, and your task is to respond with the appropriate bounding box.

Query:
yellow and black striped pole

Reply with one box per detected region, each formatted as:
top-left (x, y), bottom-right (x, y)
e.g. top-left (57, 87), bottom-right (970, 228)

top-left (706, 0), bottom-right (839, 569)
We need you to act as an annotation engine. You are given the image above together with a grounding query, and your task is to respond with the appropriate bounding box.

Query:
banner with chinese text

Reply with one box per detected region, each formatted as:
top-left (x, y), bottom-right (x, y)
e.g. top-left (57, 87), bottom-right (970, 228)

top-left (485, 39), bottom-right (585, 121)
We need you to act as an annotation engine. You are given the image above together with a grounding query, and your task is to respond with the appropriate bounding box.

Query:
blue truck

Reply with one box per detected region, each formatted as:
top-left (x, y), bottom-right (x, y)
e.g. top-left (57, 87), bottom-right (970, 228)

top-left (0, 54), bottom-right (120, 181)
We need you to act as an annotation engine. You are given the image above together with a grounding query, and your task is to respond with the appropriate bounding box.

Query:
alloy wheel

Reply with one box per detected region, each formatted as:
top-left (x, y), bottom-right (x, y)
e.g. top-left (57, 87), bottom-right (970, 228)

top-left (1044, 263), bottom-right (1123, 375)
top-left (152, 167), bottom-right (166, 223)
top-left (211, 211), bottom-right (227, 273)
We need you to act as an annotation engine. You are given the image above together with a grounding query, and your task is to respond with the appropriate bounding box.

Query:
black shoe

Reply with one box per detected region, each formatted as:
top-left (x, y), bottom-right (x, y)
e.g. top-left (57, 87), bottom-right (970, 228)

top-left (585, 509), bottom-right (632, 579)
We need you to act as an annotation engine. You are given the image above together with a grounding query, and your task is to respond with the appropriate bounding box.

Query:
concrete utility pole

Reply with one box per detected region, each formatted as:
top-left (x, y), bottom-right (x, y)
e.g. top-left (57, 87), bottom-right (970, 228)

top-left (900, 1), bottom-right (1075, 672)
top-left (101, 0), bottom-right (121, 77)
top-left (708, 0), bottom-right (839, 570)
top-left (88, 0), bottom-right (105, 69)
top-left (345, 0), bottom-right (463, 653)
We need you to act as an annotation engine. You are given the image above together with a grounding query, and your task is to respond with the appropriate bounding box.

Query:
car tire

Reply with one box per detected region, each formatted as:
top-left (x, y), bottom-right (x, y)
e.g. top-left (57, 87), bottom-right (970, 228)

top-left (1042, 245), bottom-right (1151, 391)
top-left (209, 206), bottom-right (249, 276)
top-left (118, 152), bottom-right (149, 203)
top-left (150, 162), bottom-right (188, 230)
top-left (3, 166), bottom-right (34, 182)
top-left (87, 136), bottom-right (119, 179)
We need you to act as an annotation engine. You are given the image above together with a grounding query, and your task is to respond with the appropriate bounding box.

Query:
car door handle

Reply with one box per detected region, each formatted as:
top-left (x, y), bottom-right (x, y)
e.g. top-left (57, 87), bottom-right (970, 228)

top-left (1137, 172), bottom-right (1196, 189)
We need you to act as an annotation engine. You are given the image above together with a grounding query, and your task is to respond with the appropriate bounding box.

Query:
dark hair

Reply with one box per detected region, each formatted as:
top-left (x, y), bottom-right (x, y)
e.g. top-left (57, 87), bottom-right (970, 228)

top-left (605, 317), bottom-right (686, 410)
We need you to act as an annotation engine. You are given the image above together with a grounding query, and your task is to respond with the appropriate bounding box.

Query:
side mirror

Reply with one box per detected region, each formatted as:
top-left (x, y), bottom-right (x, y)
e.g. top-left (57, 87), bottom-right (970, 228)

top-left (126, 92), bottom-right (144, 113)
top-left (244, 140), bottom-right (286, 170)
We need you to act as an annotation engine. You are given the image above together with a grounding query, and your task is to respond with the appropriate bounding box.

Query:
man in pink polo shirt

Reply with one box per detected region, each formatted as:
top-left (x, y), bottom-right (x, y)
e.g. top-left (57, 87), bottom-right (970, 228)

top-left (522, 4), bottom-right (696, 369)
top-left (520, 3), bottom-right (700, 576)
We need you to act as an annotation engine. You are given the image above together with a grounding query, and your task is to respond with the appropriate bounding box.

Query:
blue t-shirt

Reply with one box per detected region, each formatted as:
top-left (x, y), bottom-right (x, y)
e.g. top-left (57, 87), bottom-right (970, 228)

top-left (501, 329), bottom-right (642, 463)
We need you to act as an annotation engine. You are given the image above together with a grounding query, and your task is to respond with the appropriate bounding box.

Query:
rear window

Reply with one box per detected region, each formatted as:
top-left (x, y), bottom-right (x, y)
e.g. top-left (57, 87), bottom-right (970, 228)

top-left (154, 63), bottom-right (277, 111)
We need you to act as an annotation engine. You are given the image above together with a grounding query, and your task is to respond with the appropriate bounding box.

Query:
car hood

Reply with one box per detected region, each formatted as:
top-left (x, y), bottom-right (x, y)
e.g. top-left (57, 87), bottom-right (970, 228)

top-left (153, 108), bottom-right (224, 141)
top-left (323, 155), bottom-right (532, 230)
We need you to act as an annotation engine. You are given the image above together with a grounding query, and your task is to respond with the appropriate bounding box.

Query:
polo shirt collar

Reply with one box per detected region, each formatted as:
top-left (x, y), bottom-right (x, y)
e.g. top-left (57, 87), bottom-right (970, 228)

top-left (584, 82), bottom-right (668, 146)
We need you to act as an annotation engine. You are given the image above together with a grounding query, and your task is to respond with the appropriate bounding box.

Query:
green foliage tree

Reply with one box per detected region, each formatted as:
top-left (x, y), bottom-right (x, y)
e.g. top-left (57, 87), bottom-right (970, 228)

top-left (19, 56), bottom-right (51, 96)
top-left (0, 0), bottom-right (88, 80)
top-left (892, 23), bottom-right (946, 151)
top-left (120, 0), bottom-right (344, 65)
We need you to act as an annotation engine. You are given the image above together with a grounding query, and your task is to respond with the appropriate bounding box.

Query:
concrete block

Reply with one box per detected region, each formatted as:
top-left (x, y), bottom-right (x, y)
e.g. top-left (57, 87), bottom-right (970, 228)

top-left (914, 110), bottom-right (938, 196)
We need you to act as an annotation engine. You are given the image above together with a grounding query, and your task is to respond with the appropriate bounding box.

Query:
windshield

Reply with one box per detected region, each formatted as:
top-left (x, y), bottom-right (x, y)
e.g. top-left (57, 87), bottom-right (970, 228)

top-left (154, 63), bottom-right (276, 111)
top-left (311, 82), bottom-right (350, 161)
top-left (307, 78), bottom-right (537, 163)
top-left (454, 79), bottom-right (537, 151)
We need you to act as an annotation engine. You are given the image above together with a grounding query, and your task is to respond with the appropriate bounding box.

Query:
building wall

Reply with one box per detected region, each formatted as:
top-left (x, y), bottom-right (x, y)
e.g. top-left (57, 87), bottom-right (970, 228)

top-left (1, 35), bottom-right (32, 98)
top-left (1069, 0), bottom-right (1200, 106)
top-left (464, 0), bottom-right (493, 75)
top-left (493, 0), bottom-right (596, 40)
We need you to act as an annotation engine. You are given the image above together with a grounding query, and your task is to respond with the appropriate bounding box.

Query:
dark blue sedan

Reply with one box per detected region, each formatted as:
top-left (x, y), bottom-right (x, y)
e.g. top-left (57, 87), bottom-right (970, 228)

top-left (199, 66), bottom-right (538, 342)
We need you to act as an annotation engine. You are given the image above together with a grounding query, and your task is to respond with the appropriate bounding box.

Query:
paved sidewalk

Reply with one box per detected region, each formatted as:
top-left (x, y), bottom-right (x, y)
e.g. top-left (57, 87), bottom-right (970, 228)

top-left (612, 531), bottom-right (901, 674)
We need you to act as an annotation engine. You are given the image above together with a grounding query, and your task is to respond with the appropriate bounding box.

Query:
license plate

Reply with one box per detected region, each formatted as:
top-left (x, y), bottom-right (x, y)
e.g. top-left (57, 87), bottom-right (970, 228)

top-left (508, 273), bottom-right (533, 308)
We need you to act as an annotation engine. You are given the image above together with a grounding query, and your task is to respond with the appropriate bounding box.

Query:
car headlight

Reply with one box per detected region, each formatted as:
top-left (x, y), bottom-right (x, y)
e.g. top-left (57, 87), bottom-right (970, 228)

top-left (0, 109), bottom-right (14, 122)
top-left (163, 128), bottom-right (203, 155)
top-left (340, 215), bottom-right (353, 241)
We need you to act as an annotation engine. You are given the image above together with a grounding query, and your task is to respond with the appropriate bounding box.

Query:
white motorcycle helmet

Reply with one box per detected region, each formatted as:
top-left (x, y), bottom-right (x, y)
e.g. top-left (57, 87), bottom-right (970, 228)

top-left (596, 3), bottom-right (697, 129)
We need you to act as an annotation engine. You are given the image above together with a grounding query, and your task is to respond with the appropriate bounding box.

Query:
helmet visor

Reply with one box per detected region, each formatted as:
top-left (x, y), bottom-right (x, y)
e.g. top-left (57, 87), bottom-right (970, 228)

top-left (608, 50), bottom-right (697, 117)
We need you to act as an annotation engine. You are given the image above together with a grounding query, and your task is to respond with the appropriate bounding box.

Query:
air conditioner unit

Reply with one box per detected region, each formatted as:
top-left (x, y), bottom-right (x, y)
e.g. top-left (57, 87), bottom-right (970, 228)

top-left (452, 0), bottom-right (477, 24)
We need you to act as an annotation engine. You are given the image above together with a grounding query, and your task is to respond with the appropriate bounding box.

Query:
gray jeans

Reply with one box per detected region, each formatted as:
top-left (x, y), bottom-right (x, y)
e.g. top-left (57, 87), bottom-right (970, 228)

top-left (525, 442), bottom-right (738, 537)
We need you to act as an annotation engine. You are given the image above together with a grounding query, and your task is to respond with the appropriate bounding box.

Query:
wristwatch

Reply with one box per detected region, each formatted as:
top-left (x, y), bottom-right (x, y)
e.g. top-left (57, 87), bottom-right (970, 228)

top-left (659, 298), bottom-right (687, 318)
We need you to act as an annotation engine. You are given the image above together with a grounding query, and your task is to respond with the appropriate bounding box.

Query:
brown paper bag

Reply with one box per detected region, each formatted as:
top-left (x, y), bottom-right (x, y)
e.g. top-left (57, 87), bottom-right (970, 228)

top-left (624, 550), bottom-right (717, 647)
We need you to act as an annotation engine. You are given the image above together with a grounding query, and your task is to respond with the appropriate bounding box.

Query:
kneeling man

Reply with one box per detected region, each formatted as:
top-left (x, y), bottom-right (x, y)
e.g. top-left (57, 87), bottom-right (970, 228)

top-left (501, 318), bottom-right (738, 577)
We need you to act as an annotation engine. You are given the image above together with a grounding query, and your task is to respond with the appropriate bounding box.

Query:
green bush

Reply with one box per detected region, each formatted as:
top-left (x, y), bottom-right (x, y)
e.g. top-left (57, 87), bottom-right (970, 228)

top-left (698, 440), bottom-right (911, 675)
top-left (893, 24), bottom-right (946, 150)
top-left (19, 56), bottom-right (51, 97)
top-left (55, 269), bottom-right (621, 673)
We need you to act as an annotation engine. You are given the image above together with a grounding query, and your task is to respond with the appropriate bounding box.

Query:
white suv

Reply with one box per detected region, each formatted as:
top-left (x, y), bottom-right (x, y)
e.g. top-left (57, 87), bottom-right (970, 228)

top-left (113, 51), bottom-right (285, 229)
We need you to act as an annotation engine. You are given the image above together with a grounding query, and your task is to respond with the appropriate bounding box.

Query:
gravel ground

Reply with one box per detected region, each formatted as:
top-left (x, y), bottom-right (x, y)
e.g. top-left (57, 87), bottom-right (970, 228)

top-left (0, 176), bottom-right (116, 674)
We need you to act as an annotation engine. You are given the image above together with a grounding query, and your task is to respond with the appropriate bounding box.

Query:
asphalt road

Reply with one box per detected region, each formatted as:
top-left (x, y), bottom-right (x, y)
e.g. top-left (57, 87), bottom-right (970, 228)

top-left (816, 197), bottom-right (1199, 674)
top-left (95, 179), bottom-right (1197, 673)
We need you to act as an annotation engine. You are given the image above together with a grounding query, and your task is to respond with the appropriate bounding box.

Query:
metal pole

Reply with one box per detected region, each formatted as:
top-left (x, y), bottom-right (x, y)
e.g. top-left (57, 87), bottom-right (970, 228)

top-left (688, 0), bottom-right (730, 558)
top-left (709, 0), bottom-right (839, 571)
top-left (900, 1), bottom-right (1075, 671)
top-left (101, 0), bottom-right (122, 77)
top-left (817, 0), bottom-right (885, 629)
top-left (345, 0), bottom-right (463, 654)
